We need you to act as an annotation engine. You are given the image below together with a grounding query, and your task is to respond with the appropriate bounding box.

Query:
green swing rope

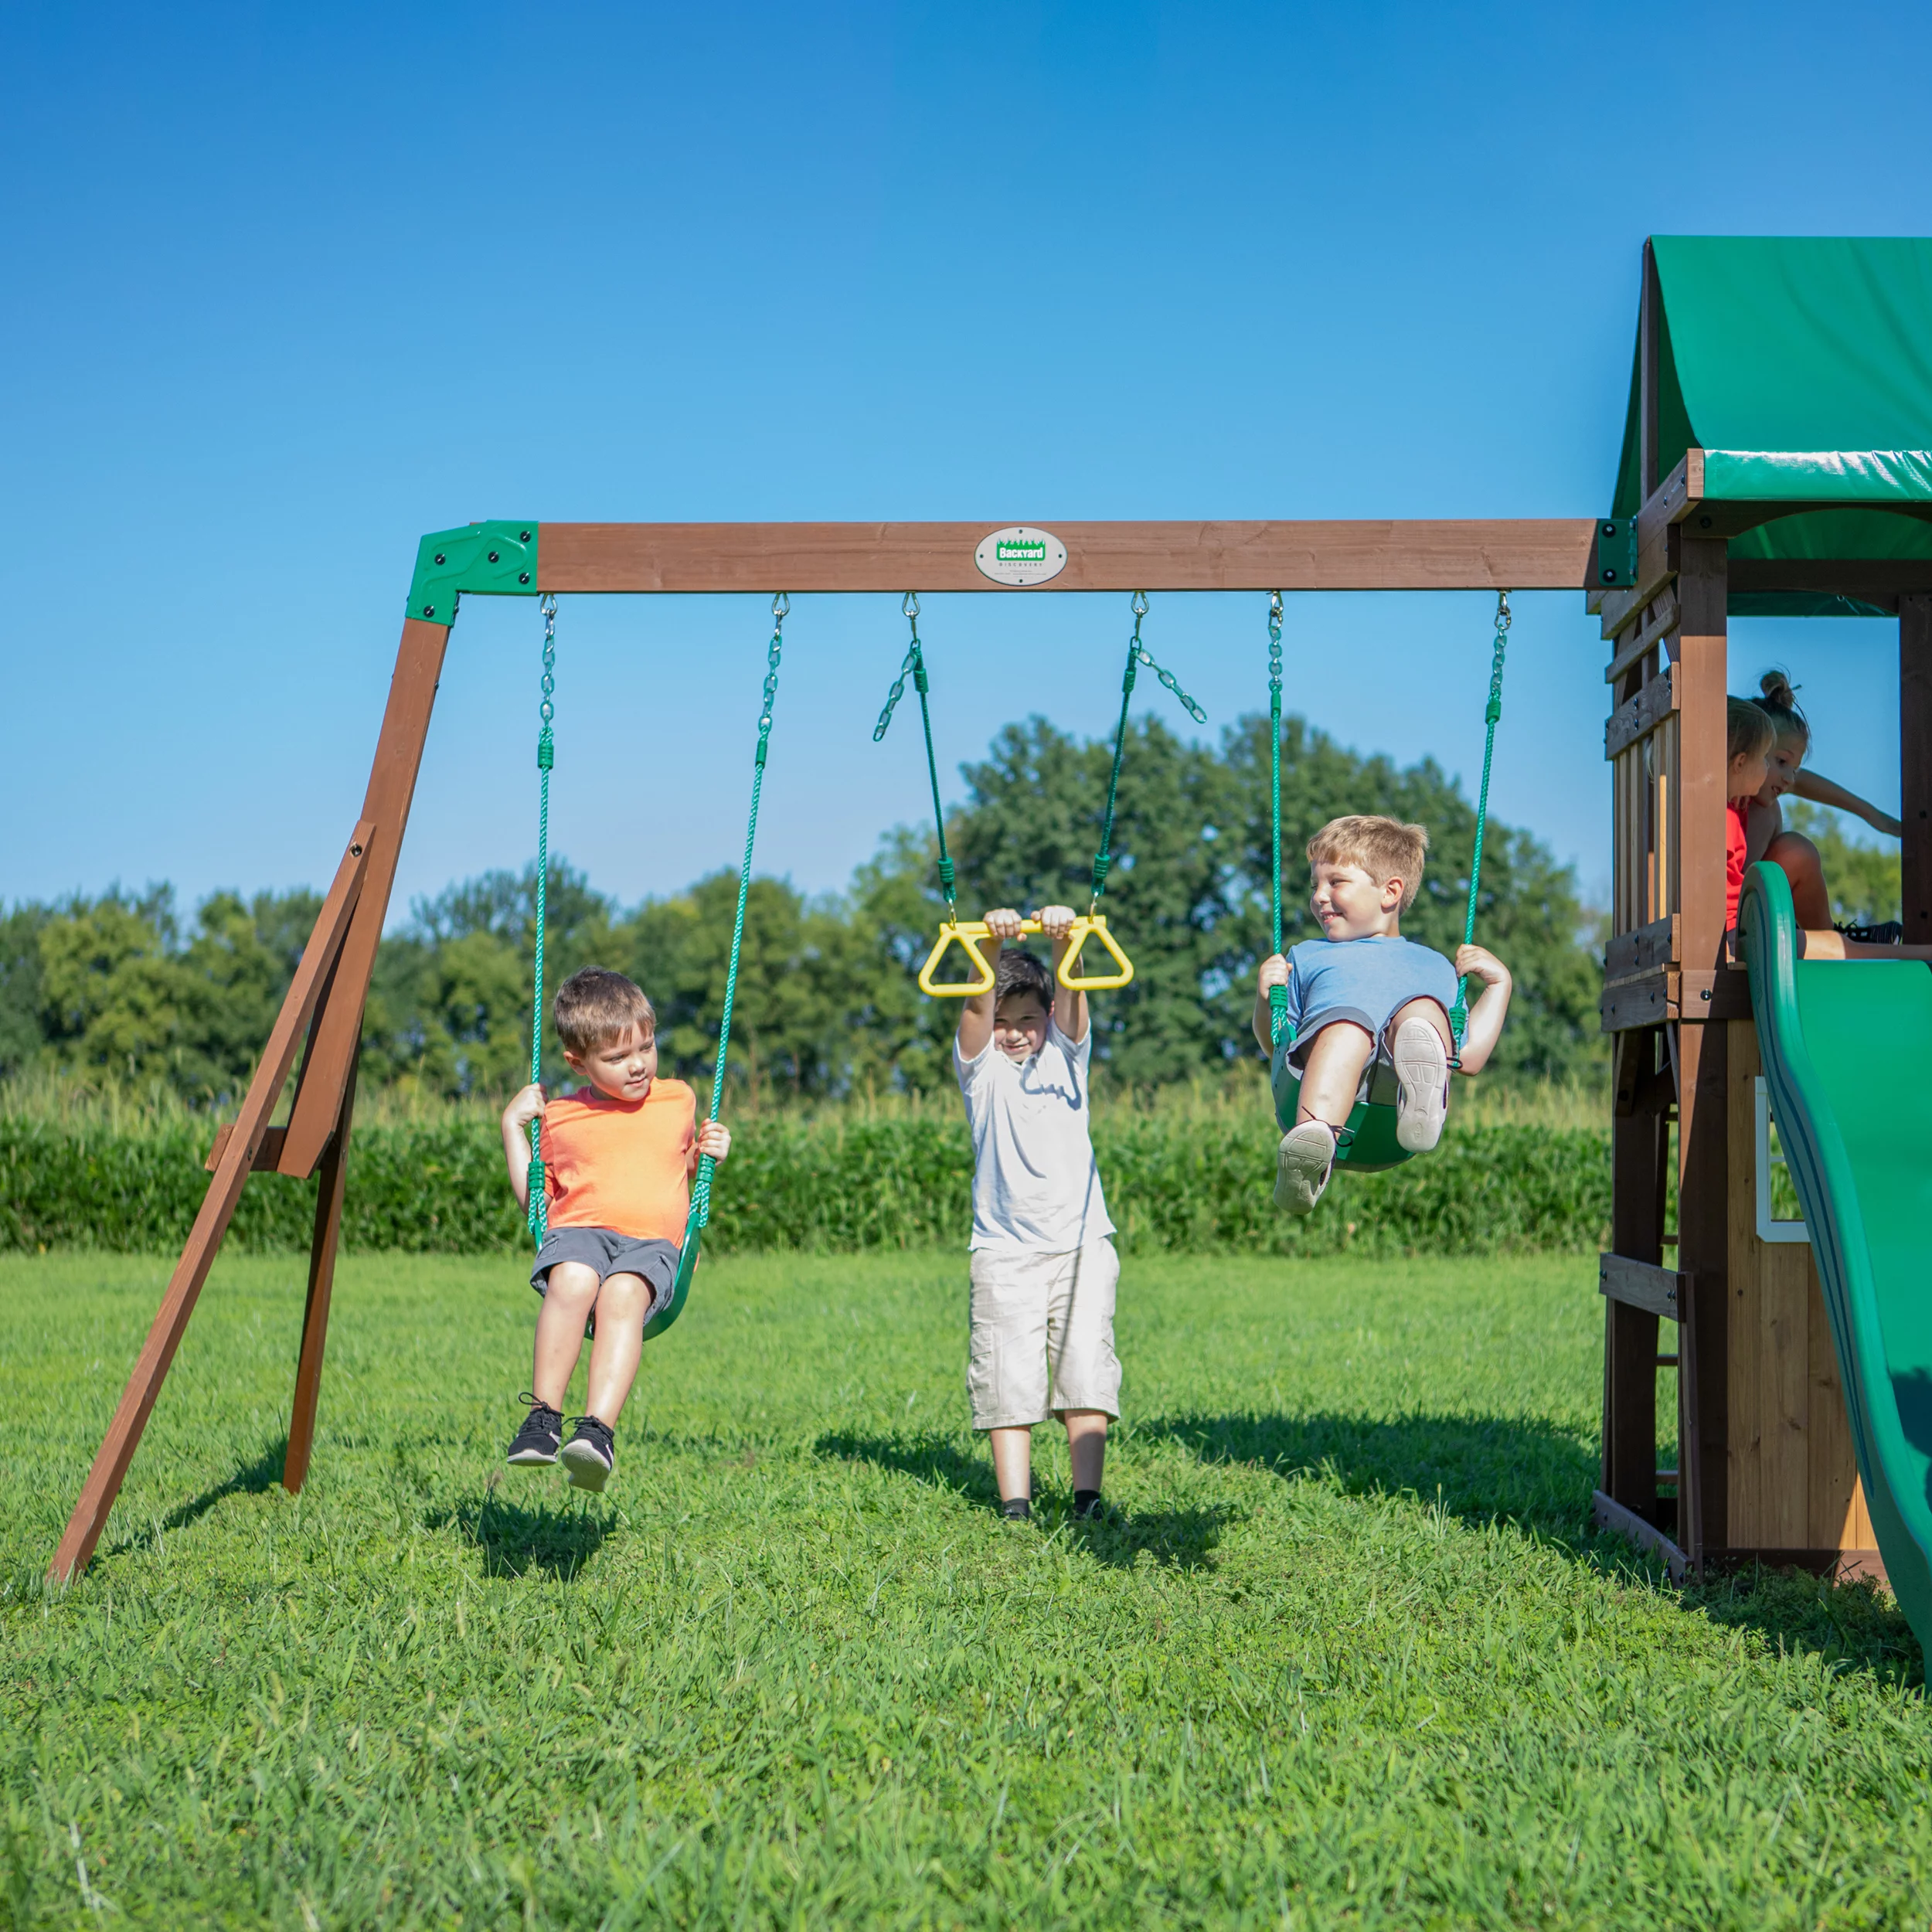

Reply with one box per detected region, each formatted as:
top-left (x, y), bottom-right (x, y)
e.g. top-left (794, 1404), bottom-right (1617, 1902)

top-left (1267, 590), bottom-right (1289, 1049)
top-left (687, 592), bottom-right (790, 1237)
top-left (872, 592), bottom-right (956, 919)
top-left (526, 594), bottom-right (558, 1244)
top-left (1448, 590), bottom-right (1512, 1049)
top-left (1092, 592), bottom-right (1207, 913)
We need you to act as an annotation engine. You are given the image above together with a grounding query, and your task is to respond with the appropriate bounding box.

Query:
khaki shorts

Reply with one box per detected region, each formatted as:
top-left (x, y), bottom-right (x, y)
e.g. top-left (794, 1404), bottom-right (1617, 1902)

top-left (967, 1238), bottom-right (1121, 1430)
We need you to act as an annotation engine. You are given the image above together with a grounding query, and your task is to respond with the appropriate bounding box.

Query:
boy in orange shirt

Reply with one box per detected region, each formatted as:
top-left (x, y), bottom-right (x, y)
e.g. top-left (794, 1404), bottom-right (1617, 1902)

top-left (499, 966), bottom-right (730, 1491)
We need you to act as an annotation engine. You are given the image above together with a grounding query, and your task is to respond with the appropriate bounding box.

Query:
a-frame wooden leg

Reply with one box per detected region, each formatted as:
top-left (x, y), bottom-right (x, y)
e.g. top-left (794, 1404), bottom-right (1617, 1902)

top-left (49, 825), bottom-right (373, 1583)
top-left (282, 1046), bottom-right (360, 1496)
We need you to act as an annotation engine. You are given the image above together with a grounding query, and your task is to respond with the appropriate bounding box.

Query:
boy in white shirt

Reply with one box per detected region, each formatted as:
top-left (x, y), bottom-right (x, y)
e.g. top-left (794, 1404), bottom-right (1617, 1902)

top-left (954, 904), bottom-right (1119, 1523)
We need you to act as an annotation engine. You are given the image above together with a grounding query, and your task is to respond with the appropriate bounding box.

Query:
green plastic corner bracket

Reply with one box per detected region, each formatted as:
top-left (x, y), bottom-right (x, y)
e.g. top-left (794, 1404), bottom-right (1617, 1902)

top-left (1592, 517), bottom-right (1636, 589)
top-left (406, 521), bottom-right (541, 626)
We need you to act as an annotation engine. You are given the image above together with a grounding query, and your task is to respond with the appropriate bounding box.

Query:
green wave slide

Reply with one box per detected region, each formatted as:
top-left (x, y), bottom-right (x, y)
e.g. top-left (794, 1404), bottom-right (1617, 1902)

top-left (1738, 861), bottom-right (1932, 1649)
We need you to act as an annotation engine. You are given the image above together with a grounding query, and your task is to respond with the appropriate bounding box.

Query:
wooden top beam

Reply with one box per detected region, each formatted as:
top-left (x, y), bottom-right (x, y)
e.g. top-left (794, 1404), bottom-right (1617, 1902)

top-left (536, 520), bottom-right (1597, 595)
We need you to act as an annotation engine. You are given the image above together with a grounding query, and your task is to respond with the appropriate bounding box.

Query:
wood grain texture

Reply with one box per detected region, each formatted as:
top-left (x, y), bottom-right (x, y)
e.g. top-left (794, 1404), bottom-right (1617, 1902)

top-left (284, 1049), bottom-right (358, 1497)
top-left (1605, 668), bottom-right (1677, 759)
top-left (49, 825), bottom-right (372, 1582)
top-left (283, 621), bottom-right (451, 1175)
top-left (533, 521), bottom-right (1598, 595)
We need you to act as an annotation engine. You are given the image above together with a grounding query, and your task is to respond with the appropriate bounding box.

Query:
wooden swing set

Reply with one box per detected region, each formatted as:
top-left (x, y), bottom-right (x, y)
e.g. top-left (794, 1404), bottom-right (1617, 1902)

top-left (53, 235), bottom-right (1932, 1612)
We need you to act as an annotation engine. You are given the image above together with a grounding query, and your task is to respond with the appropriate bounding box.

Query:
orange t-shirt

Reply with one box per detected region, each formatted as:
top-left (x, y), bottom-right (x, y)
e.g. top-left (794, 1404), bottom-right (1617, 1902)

top-left (539, 1078), bottom-right (697, 1242)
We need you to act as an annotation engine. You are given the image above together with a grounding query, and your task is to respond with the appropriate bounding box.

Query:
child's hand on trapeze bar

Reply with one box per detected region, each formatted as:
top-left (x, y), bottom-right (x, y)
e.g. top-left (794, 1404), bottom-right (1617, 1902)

top-left (1033, 904), bottom-right (1078, 941)
top-left (983, 907), bottom-right (1026, 941)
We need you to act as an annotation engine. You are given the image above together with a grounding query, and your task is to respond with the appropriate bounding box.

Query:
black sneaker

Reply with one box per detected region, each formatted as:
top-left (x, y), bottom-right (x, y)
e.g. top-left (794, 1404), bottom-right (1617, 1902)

top-left (1837, 920), bottom-right (1904, 945)
top-left (560, 1415), bottom-right (616, 1492)
top-left (505, 1395), bottom-right (563, 1467)
top-left (998, 1496), bottom-right (1031, 1522)
top-left (1072, 1489), bottom-right (1105, 1521)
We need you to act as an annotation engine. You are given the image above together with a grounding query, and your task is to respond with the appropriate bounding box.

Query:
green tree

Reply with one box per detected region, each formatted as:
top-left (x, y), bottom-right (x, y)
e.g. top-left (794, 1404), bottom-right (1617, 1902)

top-left (624, 872), bottom-right (852, 1105)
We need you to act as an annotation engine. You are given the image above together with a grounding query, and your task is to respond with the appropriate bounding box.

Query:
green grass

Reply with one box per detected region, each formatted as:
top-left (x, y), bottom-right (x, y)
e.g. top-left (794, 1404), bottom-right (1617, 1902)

top-left (0, 1249), bottom-right (1925, 1929)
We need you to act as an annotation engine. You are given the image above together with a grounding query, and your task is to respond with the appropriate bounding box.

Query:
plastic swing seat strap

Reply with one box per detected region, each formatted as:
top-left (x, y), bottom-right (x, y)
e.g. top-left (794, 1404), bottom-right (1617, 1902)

top-left (649, 592), bottom-right (791, 1342)
top-left (526, 595), bottom-right (559, 1245)
top-left (1448, 591), bottom-right (1511, 1058)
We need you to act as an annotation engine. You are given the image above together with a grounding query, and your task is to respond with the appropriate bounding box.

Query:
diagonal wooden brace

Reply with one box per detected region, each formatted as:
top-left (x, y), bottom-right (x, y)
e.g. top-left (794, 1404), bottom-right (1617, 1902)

top-left (48, 821), bottom-right (374, 1583)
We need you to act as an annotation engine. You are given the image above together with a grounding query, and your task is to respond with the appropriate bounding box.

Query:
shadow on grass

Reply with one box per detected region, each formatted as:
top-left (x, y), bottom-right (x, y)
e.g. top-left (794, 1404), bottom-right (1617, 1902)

top-left (427, 1485), bottom-right (611, 1582)
top-left (98, 1438), bottom-right (290, 1560)
top-left (1682, 1568), bottom-right (1921, 1685)
top-left (1138, 1408), bottom-right (1597, 1539)
top-left (815, 1430), bottom-right (1232, 1570)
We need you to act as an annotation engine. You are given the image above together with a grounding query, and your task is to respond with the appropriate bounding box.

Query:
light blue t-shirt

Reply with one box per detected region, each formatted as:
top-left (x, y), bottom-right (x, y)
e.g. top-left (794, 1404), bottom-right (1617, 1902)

top-left (1281, 934), bottom-right (1458, 1045)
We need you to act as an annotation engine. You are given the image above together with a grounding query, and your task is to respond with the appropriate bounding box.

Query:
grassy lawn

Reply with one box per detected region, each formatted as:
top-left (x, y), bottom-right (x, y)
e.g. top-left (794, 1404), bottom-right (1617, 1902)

top-left (0, 1247), bottom-right (1926, 1929)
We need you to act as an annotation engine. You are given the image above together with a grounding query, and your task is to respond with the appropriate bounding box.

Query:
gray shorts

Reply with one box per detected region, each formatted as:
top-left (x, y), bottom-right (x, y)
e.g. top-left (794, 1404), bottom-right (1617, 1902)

top-left (531, 1225), bottom-right (681, 1323)
top-left (1282, 998), bottom-right (1451, 1106)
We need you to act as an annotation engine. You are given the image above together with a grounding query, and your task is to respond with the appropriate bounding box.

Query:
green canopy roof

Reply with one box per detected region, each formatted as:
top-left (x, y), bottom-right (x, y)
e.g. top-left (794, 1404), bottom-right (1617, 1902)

top-left (1611, 237), bottom-right (1932, 614)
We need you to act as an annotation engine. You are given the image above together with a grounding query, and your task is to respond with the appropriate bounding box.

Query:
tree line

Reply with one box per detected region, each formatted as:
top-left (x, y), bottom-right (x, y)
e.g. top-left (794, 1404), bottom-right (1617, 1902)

top-left (1, 710), bottom-right (1606, 1107)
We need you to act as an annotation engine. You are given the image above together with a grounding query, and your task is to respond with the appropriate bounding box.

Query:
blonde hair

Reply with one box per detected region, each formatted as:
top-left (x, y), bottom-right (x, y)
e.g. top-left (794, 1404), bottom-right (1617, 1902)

top-left (1307, 815), bottom-right (1429, 911)
top-left (1727, 696), bottom-right (1775, 765)
top-left (553, 967), bottom-right (656, 1057)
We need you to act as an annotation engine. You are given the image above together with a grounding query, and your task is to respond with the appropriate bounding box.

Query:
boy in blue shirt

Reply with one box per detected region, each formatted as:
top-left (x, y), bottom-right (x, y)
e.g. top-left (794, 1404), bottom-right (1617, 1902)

top-left (1253, 815), bottom-right (1512, 1213)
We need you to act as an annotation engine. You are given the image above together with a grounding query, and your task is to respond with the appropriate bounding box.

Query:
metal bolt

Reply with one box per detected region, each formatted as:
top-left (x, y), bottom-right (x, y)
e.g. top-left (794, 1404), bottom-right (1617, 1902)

top-left (1699, 516), bottom-right (1713, 529)
top-left (520, 529), bottom-right (532, 541)
top-left (488, 549), bottom-right (500, 563)
top-left (422, 604), bottom-right (435, 617)
top-left (519, 571), bottom-right (531, 584)
top-left (434, 553), bottom-right (446, 565)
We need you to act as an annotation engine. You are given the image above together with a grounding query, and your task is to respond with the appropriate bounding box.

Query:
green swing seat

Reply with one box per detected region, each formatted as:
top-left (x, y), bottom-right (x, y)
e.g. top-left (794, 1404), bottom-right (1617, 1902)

top-left (1270, 1029), bottom-right (1417, 1172)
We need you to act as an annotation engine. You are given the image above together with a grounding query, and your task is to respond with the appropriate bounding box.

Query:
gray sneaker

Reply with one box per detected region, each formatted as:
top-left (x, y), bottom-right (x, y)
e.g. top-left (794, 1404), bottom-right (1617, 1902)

top-left (1392, 1018), bottom-right (1450, 1153)
top-left (1275, 1121), bottom-right (1337, 1215)
top-left (560, 1416), bottom-right (616, 1492)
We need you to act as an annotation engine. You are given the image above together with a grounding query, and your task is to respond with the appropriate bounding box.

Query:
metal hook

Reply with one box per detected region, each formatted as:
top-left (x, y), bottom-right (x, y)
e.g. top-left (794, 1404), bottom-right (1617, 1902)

top-left (541, 593), bottom-right (558, 621)
top-left (1131, 590), bottom-right (1149, 618)
top-left (903, 590), bottom-right (920, 621)
top-left (1495, 588), bottom-right (1512, 634)
top-left (772, 590), bottom-right (791, 624)
top-left (1268, 589), bottom-right (1283, 622)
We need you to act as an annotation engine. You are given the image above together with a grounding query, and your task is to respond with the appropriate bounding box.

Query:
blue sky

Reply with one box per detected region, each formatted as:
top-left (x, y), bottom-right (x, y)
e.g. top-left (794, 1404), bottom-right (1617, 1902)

top-left (7, 2), bottom-right (1927, 926)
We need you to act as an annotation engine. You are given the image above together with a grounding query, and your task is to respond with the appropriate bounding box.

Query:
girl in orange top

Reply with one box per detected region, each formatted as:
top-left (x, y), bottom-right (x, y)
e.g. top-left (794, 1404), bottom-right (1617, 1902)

top-left (1725, 696), bottom-right (1774, 931)
top-left (498, 968), bottom-right (730, 1491)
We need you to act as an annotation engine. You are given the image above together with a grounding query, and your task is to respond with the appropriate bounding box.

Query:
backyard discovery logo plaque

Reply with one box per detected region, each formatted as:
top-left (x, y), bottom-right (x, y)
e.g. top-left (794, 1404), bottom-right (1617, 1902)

top-left (974, 526), bottom-right (1068, 586)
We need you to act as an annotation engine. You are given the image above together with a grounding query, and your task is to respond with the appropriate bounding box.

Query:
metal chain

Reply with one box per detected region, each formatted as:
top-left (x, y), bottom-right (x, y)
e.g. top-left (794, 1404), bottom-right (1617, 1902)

top-left (1267, 590), bottom-right (1289, 1049)
top-left (526, 594), bottom-right (559, 1243)
top-left (1449, 589), bottom-right (1512, 1051)
top-left (1091, 592), bottom-right (1208, 913)
top-left (872, 593), bottom-right (957, 916)
top-left (689, 590), bottom-right (788, 1233)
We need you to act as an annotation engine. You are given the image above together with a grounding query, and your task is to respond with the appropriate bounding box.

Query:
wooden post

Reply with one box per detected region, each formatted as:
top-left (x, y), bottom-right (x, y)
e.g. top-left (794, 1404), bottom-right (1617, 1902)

top-left (282, 1046), bottom-right (359, 1495)
top-left (1672, 534), bottom-right (1731, 1566)
top-left (1604, 1028), bottom-right (1668, 1517)
top-left (49, 825), bottom-right (373, 1583)
top-left (282, 617), bottom-right (453, 1175)
top-left (1901, 594), bottom-right (1932, 940)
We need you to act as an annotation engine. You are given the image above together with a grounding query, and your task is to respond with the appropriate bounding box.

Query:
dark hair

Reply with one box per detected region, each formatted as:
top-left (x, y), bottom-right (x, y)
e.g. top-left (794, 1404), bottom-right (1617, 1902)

top-left (553, 967), bottom-right (655, 1056)
top-left (1755, 668), bottom-right (1809, 747)
top-left (994, 949), bottom-right (1053, 1011)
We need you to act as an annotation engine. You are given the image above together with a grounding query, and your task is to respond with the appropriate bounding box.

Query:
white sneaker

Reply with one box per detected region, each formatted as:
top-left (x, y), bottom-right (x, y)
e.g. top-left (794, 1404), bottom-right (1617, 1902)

top-left (1393, 1018), bottom-right (1450, 1153)
top-left (1275, 1121), bottom-right (1337, 1215)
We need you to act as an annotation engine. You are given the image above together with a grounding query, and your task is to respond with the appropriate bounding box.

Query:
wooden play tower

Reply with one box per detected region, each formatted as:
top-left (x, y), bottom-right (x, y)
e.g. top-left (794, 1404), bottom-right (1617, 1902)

top-left (1594, 236), bottom-right (1932, 1579)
